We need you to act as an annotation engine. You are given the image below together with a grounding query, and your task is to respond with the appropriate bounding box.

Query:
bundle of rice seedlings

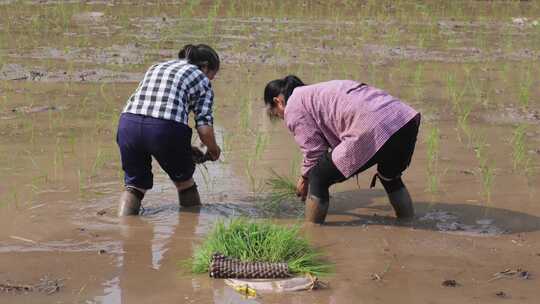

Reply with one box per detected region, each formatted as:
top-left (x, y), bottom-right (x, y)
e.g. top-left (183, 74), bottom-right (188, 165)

top-left (190, 218), bottom-right (332, 277)
top-left (265, 169), bottom-right (297, 204)
top-left (259, 169), bottom-right (303, 215)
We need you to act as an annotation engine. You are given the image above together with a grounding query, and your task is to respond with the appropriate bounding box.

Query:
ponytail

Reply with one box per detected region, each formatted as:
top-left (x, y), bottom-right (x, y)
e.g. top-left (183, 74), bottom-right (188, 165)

top-left (178, 44), bottom-right (220, 72)
top-left (264, 75), bottom-right (305, 107)
top-left (178, 44), bottom-right (195, 60)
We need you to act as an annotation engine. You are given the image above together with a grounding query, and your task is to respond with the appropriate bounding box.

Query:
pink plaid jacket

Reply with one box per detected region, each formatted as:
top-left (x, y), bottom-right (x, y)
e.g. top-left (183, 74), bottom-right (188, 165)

top-left (284, 80), bottom-right (419, 178)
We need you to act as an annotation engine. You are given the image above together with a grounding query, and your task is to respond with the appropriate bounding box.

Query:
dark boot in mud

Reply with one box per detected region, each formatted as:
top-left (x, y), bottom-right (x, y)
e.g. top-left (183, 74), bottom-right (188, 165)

top-left (178, 184), bottom-right (201, 208)
top-left (304, 195), bottom-right (329, 224)
top-left (387, 186), bottom-right (414, 219)
top-left (118, 187), bottom-right (144, 216)
top-left (379, 176), bottom-right (414, 219)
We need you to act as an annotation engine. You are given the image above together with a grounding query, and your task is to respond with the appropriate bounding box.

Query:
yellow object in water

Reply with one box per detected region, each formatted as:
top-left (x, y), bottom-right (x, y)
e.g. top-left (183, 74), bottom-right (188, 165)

top-left (231, 284), bottom-right (257, 298)
top-left (224, 275), bottom-right (324, 296)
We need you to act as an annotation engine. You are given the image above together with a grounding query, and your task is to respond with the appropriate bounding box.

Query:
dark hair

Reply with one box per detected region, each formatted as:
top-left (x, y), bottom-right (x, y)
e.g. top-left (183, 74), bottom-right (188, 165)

top-left (264, 75), bottom-right (305, 108)
top-left (178, 44), bottom-right (220, 72)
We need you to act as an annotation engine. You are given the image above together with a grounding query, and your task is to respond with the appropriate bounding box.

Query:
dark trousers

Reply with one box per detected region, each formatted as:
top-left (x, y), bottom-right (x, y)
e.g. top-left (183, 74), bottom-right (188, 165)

top-left (116, 113), bottom-right (195, 190)
top-left (309, 115), bottom-right (420, 200)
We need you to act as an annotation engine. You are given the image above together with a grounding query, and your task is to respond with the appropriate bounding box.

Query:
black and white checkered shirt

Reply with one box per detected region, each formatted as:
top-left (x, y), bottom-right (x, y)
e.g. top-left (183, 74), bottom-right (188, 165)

top-left (123, 60), bottom-right (214, 127)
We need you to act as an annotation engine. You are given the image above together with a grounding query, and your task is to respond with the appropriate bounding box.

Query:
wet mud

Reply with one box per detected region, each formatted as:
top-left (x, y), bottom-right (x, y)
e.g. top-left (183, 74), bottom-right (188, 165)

top-left (1, 1), bottom-right (540, 303)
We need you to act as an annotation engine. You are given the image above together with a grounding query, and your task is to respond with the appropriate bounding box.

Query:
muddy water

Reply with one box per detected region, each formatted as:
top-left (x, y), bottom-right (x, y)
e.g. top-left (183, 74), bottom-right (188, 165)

top-left (1, 1), bottom-right (540, 303)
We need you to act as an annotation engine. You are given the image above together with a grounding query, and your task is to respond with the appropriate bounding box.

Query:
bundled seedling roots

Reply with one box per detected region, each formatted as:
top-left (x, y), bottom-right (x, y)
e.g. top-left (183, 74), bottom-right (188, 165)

top-left (0, 277), bottom-right (63, 295)
top-left (210, 253), bottom-right (291, 279)
top-left (192, 146), bottom-right (211, 164)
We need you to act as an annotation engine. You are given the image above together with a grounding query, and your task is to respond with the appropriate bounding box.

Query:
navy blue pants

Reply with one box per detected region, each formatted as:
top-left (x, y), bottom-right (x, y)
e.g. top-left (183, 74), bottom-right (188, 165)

top-left (116, 113), bottom-right (195, 190)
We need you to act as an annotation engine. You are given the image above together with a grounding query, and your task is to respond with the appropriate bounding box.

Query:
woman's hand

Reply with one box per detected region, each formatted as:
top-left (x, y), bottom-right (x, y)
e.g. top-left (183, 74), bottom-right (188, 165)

top-left (192, 146), bottom-right (206, 164)
top-left (207, 145), bottom-right (221, 161)
top-left (296, 176), bottom-right (308, 202)
top-left (197, 125), bottom-right (221, 161)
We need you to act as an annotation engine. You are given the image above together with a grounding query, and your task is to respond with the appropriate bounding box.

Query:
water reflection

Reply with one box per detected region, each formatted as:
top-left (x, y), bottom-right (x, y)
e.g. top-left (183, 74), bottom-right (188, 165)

top-left (115, 210), bottom-right (200, 303)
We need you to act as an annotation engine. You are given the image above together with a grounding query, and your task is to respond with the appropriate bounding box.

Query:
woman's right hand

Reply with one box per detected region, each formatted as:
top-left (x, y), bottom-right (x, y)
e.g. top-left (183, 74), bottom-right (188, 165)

top-left (207, 145), bottom-right (221, 161)
top-left (296, 176), bottom-right (308, 202)
top-left (197, 125), bottom-right (221, 161)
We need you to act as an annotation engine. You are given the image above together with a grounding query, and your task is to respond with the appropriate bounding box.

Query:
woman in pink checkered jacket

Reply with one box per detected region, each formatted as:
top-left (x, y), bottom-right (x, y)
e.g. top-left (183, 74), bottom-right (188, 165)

top-left (264, 75), bottom-right (420, 224)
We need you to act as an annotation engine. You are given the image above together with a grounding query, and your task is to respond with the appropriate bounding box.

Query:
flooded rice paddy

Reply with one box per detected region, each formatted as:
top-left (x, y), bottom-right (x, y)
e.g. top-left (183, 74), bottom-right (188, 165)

top-left (1, 1), bottom-right (540, 303)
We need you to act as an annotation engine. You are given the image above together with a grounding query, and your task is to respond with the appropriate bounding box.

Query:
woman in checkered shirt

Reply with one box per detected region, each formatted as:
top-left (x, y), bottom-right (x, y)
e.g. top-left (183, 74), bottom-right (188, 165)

top-left (116, 44), bottom-right (221, 216)
top-left (264, 76), bottom-right (421, 224)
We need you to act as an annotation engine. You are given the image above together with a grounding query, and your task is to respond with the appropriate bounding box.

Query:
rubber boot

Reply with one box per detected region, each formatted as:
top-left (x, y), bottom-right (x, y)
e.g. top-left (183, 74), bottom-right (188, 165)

top-left (387, 186), bottom-right (415, 219)
top-left (304, 195), bottom-right (329, 224)
top-left (178, 184), bottom-right (201, 208)
top-left (118, 187), bottom-right (144, 216)
top-left (373, 174), bottom-right (415, 220)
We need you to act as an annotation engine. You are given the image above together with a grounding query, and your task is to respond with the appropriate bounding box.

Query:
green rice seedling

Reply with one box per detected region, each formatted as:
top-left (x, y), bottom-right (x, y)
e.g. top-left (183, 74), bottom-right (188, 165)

top-left (518, 67), bottom-right (532, 109)
top-left (239, 95), bottom-right (251, 131)
top-left (426, 124), bottom-right (440, 194)
top-left (68, 131), bottom-right (77, 154)
top-left (206, 0), bottom-right (221, 38)
top-left (502, 23), bottom-right (514, 53)
top-left (226, 0), bottom-right (237, 17)
top-left (446, 73), bottom-right (464, 110)
top-left (253, 131), bottom-right (268, 160)
top-left (90, 147), bottom-right (107, 179)
top-left (290, 152), bottom-right (302, 177)
top-left (245, 158), bottom-right (264, 194)
top-left (11, 190), bottom-right (19, 209)
top-left (0, 94), bottom-right (6, 114)
top-left (384, 23), bottom-right (400, 46)
top-left (78, 168), bottom-right (86, 195)
top-left (535, 21), bottom-right (540, 49)
top-left (474, 31), bottom-right (488, 51)
top-left (198, 162), bottom-right (213, 191)
top-left (456, 98), bottom-right (473, 145)
top-left (29, 118), bottom-right (36, 146)
top-left (479, 162), bottom-right (494, 204)
top-left (48, 108), bottom-right (54, 132)
top-left (465, 67), bottom-right (487, 107)
top-left (53, 137), bottom-right (62, 181)
top-left (29, 174), bottom-right (44, 194)
top-left (0, 46), bottom-right (5, 69)
top-left (221, 132), bottom-right (233, 154)
top-left (511, 124), bottom-right (527, 171)
top-left (499, 62), bottom-right (511, 88)
top-left (189, 218), bottom-right (333, 276)
top-left (260, 154), bottom-right (303, 214)
top-left (53, 2), bottom-right (71, 32)
top-left (510, 124), bottom-right (534, 177)
top-left (100, 83), bottom-right (111, 108)
top-left (416, 31), bottom-right (426, 49)
top-left (368, 62), bottom-right (377, 85)
top-left (265, 168), bottom-right (297, 206)
top-left (118, 10), bottom-right (131, 29)
top-left (473, 137), bottom-right (495, 203)
top-left (413, 64), bottom-right (424, 102)
top-left (183, 0), bottom-right (201, 18)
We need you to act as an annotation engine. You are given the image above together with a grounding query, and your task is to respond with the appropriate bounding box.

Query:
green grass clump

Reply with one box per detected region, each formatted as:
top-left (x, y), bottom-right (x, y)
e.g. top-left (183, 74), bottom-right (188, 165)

top-left (190, 218), bottom-right (332, 277)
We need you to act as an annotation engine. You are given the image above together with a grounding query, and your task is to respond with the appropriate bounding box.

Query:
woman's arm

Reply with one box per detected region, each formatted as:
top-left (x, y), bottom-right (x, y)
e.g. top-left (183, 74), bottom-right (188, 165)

top-left (287, 113), bottom-right (328, 201)
top-left (288, 113), bottom-right (329, 178)
top-left (193, 77), bottom-right (220, 161)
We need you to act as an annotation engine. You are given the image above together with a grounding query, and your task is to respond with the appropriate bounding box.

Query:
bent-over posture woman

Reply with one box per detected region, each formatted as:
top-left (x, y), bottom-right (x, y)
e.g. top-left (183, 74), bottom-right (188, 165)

top-left (264, 76), bottom-right (420, 224)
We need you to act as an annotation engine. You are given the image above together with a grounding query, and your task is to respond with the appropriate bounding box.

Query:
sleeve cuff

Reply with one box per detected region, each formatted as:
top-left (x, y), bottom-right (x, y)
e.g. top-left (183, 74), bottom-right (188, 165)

top-left (195, 119), bottom-right (213, 127)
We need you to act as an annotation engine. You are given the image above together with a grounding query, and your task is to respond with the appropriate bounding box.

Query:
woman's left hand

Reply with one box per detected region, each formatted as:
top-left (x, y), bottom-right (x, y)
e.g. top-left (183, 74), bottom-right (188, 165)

top-left (192, 146), bottom-right (205, 163)
top-left (296, 176), bottom-right (308, 202)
